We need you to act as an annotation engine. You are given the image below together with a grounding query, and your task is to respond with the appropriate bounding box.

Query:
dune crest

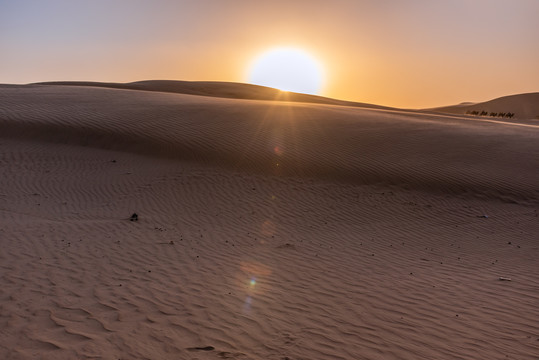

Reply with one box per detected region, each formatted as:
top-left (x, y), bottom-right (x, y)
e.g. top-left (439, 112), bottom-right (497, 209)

top-left (33, 80), bottom-right (393, 110)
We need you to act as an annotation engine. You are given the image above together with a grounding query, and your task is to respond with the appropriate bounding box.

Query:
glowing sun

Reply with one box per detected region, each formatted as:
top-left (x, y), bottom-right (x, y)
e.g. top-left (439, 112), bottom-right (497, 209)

top-left (247, 47), bottom-right (324, 95)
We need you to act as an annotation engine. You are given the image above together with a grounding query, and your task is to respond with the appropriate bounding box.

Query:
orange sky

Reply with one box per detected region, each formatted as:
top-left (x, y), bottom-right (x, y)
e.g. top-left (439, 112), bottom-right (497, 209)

top-left (1, 0), bottom-right (538, 108)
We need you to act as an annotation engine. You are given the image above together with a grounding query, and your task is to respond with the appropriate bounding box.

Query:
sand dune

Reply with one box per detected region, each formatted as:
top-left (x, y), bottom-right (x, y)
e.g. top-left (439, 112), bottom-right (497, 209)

top-left (431, 92), bottom-right (539, 120)
top-left (34, 80), bottom-right (394, 111)
top-left (2, 84), bottom-right (538, 203)
top-left (1, 84), bottom-right (538, 359)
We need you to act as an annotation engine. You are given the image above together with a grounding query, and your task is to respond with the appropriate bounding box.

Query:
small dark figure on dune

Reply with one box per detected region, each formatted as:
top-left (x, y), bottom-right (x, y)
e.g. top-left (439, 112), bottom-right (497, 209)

top-left (129, 213), bottom-right (138, 221)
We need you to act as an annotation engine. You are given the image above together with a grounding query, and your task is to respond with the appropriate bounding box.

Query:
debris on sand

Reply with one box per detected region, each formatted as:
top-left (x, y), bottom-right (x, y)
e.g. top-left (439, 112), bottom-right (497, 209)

top-left (187, 346), bottom-right (215, 352)
top-left (277, 243), bottom-right (296, 250)
top-left (129, 213), bottom-right (138, 221)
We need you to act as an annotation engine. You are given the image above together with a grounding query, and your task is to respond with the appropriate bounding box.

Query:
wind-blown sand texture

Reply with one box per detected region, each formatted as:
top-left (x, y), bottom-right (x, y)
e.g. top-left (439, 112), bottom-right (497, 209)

top-left (1, 83), bottom-right (538, 360)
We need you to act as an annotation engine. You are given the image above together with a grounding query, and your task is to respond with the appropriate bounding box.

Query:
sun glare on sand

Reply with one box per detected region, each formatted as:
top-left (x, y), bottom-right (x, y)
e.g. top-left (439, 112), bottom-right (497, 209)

top-left (247, 47), bottom-right (324, 95)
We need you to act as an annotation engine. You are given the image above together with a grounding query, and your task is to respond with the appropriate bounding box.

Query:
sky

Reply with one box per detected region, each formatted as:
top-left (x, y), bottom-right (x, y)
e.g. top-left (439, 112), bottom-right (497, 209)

top-left (1, 0), bottom-right (538, 108)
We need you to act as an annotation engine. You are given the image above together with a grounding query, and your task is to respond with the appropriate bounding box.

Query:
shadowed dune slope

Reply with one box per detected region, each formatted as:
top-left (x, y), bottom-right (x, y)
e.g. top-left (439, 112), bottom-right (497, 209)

top-left (33, 80), bottom-right (393, 110)
top-left (431, 92), bottom-right (539, 120)
top-left (1, 84), bottom-right (538, 204)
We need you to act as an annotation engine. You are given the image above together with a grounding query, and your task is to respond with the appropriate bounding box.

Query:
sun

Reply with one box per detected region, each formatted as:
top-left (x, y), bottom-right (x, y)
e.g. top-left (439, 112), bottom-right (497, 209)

top-left (247, 47), bottom-right (324, 95)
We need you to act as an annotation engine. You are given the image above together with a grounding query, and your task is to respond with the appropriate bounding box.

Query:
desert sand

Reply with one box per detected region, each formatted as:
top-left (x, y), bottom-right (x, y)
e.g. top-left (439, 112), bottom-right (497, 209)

top-left (1, 83), bottom-right (538, 360)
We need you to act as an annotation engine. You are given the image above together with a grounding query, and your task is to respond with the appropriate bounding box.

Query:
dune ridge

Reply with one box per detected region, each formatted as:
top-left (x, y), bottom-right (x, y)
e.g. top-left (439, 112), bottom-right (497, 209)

top-left (32, 80), bottom-right (394, 111)
top-left (1, 84), bottom-right (538, 359)
top-left (1, 84), bottom-right (538, 204)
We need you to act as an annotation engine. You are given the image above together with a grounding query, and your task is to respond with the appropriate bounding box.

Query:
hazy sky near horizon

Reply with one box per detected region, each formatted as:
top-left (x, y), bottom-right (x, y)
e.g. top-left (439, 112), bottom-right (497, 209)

top-left (1, 0), bottom-right (538, 108)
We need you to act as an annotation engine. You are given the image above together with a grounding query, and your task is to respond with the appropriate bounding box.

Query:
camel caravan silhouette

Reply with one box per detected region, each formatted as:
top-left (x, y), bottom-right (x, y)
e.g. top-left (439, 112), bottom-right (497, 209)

top-left (466, 110), bottom-right (515, 118)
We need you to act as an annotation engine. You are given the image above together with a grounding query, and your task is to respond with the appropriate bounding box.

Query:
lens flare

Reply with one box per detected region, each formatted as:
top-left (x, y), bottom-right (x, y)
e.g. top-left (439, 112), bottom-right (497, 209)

top-left (274, 145), bottom-right (283, 156)
top-left (243, 295), bottom-right (253, 313)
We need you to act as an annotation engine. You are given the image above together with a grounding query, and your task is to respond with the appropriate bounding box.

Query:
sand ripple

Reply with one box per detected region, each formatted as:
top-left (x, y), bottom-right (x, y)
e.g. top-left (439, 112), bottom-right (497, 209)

top-left (1, 85), bottom-right (538, 359)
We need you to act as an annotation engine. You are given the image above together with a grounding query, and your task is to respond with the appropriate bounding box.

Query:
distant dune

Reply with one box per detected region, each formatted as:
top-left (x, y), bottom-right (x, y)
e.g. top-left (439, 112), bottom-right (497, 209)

top-left (1, 83), bottom-right (538, 359)
top-left (430, 92), bottom-right (539, 120)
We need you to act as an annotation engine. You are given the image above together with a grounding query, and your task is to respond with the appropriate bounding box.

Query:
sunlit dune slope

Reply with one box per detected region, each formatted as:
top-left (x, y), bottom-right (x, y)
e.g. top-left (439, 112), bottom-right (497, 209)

top-left (1, 84), bottom-right (538, 204)
top-left (430, 92), bottom-right (539, 120)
